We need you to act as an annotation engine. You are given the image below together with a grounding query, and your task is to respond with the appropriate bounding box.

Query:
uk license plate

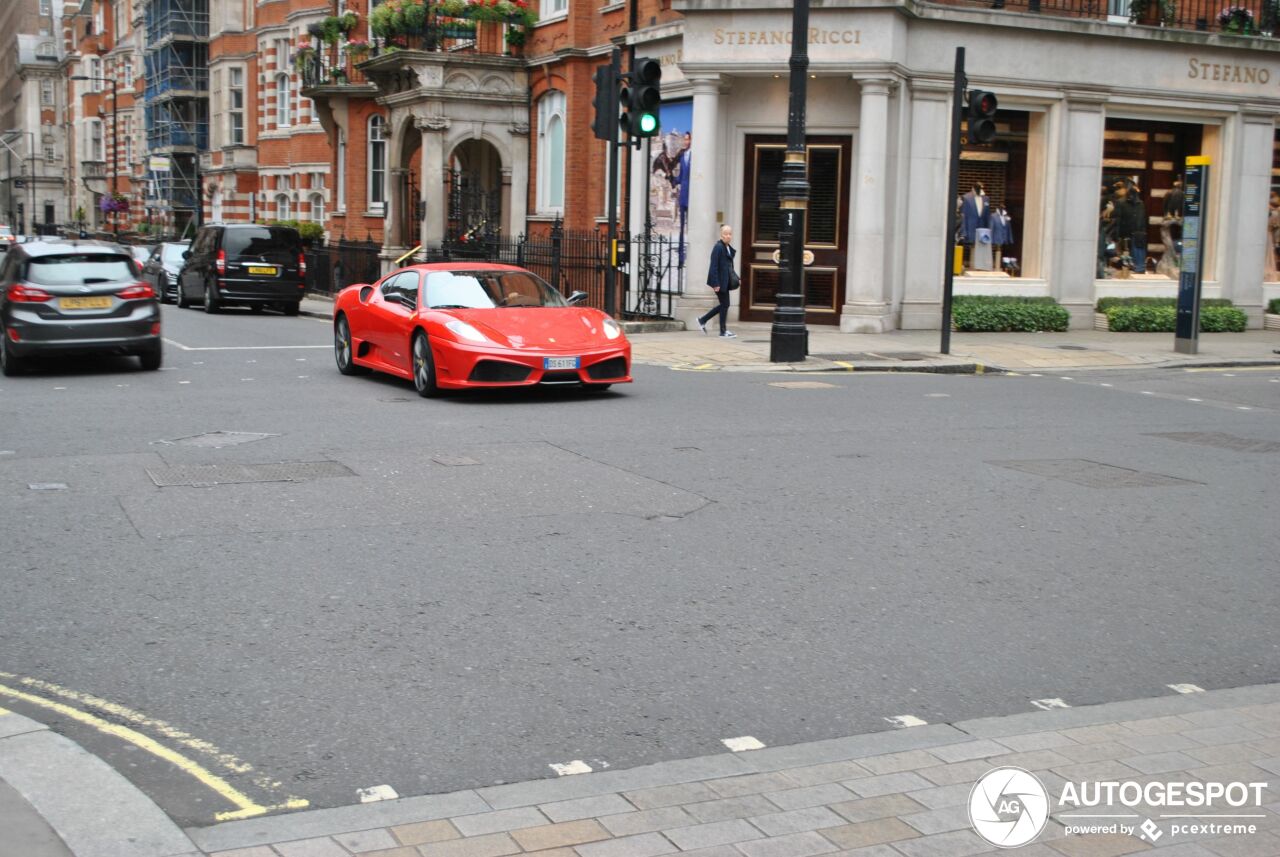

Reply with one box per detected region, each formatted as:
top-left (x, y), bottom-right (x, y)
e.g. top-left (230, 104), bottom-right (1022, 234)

top-left (60, 296), bottom-right (112, 310)
top-left (544, 357), bottom-right (580, 370)
top-left (248, 265), bottom-right (278, 275)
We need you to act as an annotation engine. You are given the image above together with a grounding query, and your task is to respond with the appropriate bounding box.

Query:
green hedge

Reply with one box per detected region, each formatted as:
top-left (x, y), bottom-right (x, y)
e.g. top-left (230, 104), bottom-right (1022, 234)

top-left (1105, 305), bottom-right (1248, 333)
top-left (267, 219), bottom-right (325, 243)
top-left (1096, 296), bottom-right (1233, 312)
top-left (952, 296), bottom-right (1070, 332)
top-left (1268, 298), bottom-right (1280, 315)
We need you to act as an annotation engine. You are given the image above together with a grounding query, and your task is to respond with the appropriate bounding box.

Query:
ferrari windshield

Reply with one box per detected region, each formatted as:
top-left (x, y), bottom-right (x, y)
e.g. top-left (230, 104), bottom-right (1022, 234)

top-left (424, 270), bottom-right (568, 309)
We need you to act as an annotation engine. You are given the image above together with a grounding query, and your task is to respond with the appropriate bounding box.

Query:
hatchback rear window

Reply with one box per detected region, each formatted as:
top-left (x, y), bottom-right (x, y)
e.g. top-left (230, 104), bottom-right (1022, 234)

top-left (222, 227), bottom-right (301, 258)
top-left (24, 254), bottom-right (138, 285)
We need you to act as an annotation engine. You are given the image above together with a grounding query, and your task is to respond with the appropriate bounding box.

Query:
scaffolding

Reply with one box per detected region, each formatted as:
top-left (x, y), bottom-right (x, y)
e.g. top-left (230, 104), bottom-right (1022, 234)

top-left (142, 0), bottom-right (208, 233)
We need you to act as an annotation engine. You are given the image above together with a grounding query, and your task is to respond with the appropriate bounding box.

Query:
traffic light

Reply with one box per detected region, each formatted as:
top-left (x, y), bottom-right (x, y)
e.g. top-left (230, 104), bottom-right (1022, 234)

top-left (591, 63), bottom-right (618, 142)
top-left (966, 89), bottom-right (998, 144)
top-left (619, 57), bottom-right (662, 139)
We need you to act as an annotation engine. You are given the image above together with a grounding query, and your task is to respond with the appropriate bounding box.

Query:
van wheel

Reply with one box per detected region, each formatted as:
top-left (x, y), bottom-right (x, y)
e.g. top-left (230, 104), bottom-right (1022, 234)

top-left (283, 301), bottom-right (301, 317)
top-left (203, 283), bottom-right (220, 313)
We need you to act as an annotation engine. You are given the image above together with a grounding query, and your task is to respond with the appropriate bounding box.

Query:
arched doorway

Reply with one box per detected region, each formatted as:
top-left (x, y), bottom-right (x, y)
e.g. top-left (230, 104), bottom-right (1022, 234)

top-left (399, 123), bottom-right (423, 248)
top-left (447, 139), bottom-right (503, 241)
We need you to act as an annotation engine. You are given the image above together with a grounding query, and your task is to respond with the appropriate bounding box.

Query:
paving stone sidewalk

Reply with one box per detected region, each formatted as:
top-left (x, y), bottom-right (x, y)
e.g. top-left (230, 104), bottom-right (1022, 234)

top-left (188, 684), bottom-right (1280, 857)
top-left (298, 296), bottom-right (1280, 374)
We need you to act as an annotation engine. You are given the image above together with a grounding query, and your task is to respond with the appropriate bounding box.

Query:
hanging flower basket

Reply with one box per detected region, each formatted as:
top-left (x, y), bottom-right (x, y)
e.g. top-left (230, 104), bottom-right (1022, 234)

top-left (345, 38), bottom-right (372, 58)
top-left (99, 193), bottom-right (128, 214)
top-left (1219, 5), bottom-right (1256, 32)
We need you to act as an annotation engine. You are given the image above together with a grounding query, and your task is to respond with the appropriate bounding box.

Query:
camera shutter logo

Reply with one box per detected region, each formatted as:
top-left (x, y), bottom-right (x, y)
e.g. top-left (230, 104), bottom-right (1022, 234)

top-left (969, 767), bottom-right (1050, 848)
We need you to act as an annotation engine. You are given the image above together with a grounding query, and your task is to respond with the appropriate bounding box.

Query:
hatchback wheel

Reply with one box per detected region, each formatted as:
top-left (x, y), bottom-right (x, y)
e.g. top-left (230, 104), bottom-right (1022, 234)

top-left (138, 343), bottom-right (162, 371)
top-left (0, 328), bottom-right (25, 377)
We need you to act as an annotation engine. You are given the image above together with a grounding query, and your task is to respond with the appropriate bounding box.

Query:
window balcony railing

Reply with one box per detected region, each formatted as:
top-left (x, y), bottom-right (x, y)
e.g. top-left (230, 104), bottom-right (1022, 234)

top-left (298, 47), bottom-right (375, 92)
top-left (937, 0), bottom-right (1278, 35)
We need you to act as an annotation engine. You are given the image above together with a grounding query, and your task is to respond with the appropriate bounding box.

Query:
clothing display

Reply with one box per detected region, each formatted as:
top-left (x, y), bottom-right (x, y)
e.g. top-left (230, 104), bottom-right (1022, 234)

top-left (1266, 204), bottom-right (1280, 282)
top-left (957, 189), bottom-right (990, 245)
top-left (971, 228), bottom-right (994, 271)
top-left (990, 208), bottom-right (1015, 247)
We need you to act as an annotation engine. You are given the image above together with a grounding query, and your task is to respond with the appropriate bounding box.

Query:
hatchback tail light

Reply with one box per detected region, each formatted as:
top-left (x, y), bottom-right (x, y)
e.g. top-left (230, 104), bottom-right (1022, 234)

top-left (117, 283), bottom-right (156, 300)
top-left (216, 249), bottom-right (226, 275)
top-left (7, 284), bottom-right (53, 302)
top-left (298, 252), bottom-right (307, 276)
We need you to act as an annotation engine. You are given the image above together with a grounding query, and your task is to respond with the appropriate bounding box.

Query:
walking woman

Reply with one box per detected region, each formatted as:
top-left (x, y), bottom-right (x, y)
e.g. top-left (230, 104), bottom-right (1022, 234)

top-left (697, 224), bottom-right (737, 337)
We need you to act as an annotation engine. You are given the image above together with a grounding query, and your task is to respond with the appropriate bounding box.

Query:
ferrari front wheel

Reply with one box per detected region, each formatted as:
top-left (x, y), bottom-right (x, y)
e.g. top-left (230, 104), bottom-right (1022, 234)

top-left (412, 332), bottom-right (440, 398)
top-left (334, 315), bottom-right (368, 376)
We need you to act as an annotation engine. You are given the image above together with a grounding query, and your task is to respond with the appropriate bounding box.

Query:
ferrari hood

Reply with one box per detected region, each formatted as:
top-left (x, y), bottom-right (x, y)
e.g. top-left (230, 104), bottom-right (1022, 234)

top-left (442, 307), bottom-right (618, 350)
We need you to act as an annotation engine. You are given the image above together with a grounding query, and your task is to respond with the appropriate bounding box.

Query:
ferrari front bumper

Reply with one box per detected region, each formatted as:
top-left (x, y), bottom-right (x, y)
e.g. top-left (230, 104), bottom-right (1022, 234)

top-left (430, 339), bottom-right (633, 389)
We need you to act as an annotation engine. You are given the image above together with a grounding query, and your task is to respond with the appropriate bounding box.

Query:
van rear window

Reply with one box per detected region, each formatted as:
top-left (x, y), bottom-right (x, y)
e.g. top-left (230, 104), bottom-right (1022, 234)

top-left (223, 227), bottom-right (302, 258)
top-left (24, 254), bottom-right (137, 285)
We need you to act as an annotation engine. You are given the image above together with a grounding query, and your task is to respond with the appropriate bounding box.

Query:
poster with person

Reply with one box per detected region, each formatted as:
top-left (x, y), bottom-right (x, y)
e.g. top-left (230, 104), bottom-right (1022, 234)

top-left (646, 100), bottom-right (692, 293)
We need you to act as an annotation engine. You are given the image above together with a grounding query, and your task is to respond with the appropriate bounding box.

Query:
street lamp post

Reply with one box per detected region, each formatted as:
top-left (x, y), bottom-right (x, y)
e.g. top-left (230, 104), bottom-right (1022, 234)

top-left (71, 74), bottom-right (120, 235)
top-left (769, 0), bottom-right (810, 363)
top-left (1, 130), bottom-right (34, 233)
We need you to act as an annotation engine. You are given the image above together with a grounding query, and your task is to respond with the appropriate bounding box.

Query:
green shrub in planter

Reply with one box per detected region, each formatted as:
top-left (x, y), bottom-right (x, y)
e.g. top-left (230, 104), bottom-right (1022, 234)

top-left (951, 297), bottom-right (1070, 332)
top-left (1268, 298), bottom-right (1280, 315)
top-left (1096, 296), bottom-right (1233, 312)
top-left (1105, 305), bottom-right (1247, 332)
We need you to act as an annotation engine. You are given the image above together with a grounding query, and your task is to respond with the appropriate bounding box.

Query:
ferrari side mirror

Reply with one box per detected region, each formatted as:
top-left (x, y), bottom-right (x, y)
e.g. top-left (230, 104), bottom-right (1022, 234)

top-left (566, 291), bottom-right (588, 305)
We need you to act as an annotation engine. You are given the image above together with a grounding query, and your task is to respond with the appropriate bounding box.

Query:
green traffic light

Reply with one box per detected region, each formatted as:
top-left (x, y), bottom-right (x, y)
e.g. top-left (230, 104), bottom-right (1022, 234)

top-left (638, 113), bottom-right (658, 135)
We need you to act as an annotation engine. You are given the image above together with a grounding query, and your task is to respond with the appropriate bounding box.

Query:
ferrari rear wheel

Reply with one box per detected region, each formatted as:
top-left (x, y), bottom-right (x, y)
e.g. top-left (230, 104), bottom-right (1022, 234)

top-left (334, 315), bottom-right (368, 376)
top-left (412, 332), bottom-right (440, 398)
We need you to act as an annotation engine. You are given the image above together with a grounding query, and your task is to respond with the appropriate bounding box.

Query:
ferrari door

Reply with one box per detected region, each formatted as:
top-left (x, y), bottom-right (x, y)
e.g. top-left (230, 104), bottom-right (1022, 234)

top-left (364, 271), bottom-right (419, 372)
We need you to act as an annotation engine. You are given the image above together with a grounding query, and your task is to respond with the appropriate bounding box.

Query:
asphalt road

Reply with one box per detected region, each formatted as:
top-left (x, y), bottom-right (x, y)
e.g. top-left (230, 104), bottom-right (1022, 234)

top-left (1, 304), bottom-right (1278, 827)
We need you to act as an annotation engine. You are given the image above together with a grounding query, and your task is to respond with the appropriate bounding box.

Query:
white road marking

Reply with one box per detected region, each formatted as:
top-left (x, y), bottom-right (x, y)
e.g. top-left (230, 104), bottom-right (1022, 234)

top-left (28, 483), bottom-right (67, 490)
top-left (1167, 683), bottom-right (1205, 694)
top-left (53, 386), bottom-right (66, 391)
top-left (1224, 373), bottom-right (1235, 377)
top-left (884, 715), bottom-right (928, 728)
top-left (163, 337), bottom-right (327, 351)
top-left (1099, 383), bottom-right (1113, 387)
top-left (1141, 391), bottom-right (1155, 395)
top-left (193, 361), bottom-right (203, 365)
top-left (1029, 373), bottom-right (1043, 377)
top-left (297, 375), bottom-right (309, 379)
top-left (1061, 377), bottom-right (1073, 381)
top-left (1238, 406), bottom-right (1252, 410)
top-left (116, 384), bottom-right (129, 388)
top-left (240, 378), bottom-right (255, 382)
top-left (0, 451), bottom-right (14, 456)
top-left (549, 760), bottom-right (592, 776)
top-left (356, 784), bottom-right (399, 803)
top-left (722, 736), bottom-right (766, 752)
top-left (179, 381), bottom-right (191, 385)
top-left (247, 359), bottom-right (257, 363)
top-left (925, 393), bottom-right (950, 398)
top-left (1031, 698), bottom-right (1070, 711)
top-left (1187, 398), bottom-right (1202, 402)
top-left (296, 358), bottom-right (307, 362)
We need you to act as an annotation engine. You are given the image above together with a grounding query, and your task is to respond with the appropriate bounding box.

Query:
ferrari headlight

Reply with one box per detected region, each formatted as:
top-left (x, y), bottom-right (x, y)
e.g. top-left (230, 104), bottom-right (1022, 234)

top-left (446, 319), bottom-right (487, 342)
top-left (602, 318), bottom-right (623, 340)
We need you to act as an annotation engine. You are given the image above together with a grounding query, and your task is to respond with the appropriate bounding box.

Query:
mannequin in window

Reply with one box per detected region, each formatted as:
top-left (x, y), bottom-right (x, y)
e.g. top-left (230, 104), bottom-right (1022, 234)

top-left (990, 204), bottom-right (1014, 267)
top-left (1266, 191), bottom-right (1280, 283)
top-left (957, 183), bottom-right (991, 259)
top-left (1157, 177), bottom-right (1184, 278)
top-left (1110, 181), bottom-right (1147, 275)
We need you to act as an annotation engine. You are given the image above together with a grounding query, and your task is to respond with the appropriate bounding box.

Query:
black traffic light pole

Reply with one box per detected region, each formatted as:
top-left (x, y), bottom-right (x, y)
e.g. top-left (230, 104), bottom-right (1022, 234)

top-left (601, 48), bottom-right (622, 317)
top-left (770, 0), bottom-right (810, 363)
top-left (940, 48), bottom-right (966, 356)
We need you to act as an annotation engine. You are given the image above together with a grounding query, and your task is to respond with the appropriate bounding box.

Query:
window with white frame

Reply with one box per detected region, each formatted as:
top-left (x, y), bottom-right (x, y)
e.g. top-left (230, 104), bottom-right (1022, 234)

top-left (279, 175), bottom-right (290, 192)
top-left (276, 39), bottom-right (290, 70)
top-left (39, 0), bottom-right (51, 14)
top-left (89, 119), bottom-right (103, 161)
top-left (43, 143), bottom-right (55, 161)
top-left (368, 115), bottom-right (386, 211)
top-left (543, 0), bottom-right (567, 19)
top-left (537, 91), bottom-right (566, 213)
top-left (87, 57), bottom-right (101, 91)
top-left (336, 128), bottom-right (346, 211)
top-left (276, 194), bottom-right (291, 220)
top-left (123, 58), bottom-right (134, 88)
top-left (275, 73), bottom-right (291, 127)
top-left (41, 78), bottom-right (54, 106)
top-left (229, 67), bottom-right (245, 145)
top-left (309, 193), bottom-right (324, 223)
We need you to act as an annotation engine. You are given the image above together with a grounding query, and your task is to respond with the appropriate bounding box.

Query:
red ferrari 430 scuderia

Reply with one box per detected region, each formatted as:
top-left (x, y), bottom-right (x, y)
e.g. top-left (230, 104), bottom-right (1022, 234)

top-left (333, 263), bottom-right (632, 396)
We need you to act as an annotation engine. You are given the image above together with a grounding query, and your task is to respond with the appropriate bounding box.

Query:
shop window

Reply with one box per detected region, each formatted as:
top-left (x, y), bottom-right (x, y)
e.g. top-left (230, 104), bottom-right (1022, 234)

top-left (958, 110), bottom-right (1039, 278)
top-left (1101, 118), bottom-right (1204, 280)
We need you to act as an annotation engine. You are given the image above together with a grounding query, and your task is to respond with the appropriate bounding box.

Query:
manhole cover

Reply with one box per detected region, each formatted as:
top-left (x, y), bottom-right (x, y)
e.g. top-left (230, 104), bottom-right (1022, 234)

top-left (432, 455), bottom-right (480, 466)
top-left (1147, 432), bottom-right (1280, 453)
top-left (769, 381), bottom-right (838, 389)
top-left (990, 459), bottom-right (1200, 488)
top-left (155, 431), bottom-right (279, 448)
top-left (146, 461), bottom-right (355, 487)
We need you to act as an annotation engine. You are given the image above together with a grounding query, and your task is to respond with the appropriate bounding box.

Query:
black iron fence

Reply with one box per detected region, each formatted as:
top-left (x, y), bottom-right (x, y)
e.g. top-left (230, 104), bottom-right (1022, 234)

top-left (946, 0), bottom-right (1278, 34)
top-left (304, 239), bottom-right (383, 296)
top-left (303, 228), bottom-right (686, 318)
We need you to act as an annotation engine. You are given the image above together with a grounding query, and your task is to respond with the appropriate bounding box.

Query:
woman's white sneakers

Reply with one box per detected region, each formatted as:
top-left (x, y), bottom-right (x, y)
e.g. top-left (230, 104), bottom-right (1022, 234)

top-left (720, 330), bottom-right (737, 338)
top-left (697, 319), bottom-right (708, 334)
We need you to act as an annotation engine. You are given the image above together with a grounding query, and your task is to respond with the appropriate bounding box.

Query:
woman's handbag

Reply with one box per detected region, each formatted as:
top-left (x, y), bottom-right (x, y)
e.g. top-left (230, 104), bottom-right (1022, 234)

top-left (728, 269), bottom-right (740, 291)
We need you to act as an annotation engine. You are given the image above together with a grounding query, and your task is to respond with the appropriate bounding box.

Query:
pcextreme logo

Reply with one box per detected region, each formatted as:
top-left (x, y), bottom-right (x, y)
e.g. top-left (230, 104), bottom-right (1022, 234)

top-left (968, 767), bottom-right (1271, 849)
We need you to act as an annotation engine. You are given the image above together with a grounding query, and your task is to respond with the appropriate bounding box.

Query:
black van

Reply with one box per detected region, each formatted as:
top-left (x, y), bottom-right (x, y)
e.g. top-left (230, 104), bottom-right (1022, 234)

top-left (177, 224), bottom-right (307, 315)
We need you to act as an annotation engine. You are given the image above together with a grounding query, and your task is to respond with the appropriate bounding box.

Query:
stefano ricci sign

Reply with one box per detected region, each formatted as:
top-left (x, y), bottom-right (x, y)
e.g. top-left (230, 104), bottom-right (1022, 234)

top-left (968, 767), bottom-right (1271, 849)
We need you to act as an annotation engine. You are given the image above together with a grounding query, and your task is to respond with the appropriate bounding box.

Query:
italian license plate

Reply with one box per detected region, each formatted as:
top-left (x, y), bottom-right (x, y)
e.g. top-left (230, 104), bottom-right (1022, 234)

top-left (544, 357), bottom-right (580, 370)
top-left (60, 296), bottom-right (112, 310)
top-left (248, 265), bottom-right (278, 275)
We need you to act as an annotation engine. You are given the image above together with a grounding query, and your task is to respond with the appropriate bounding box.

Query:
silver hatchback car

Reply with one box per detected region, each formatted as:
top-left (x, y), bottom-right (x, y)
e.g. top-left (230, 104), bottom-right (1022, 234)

top-left (0, 239), bottom-right (162, 375)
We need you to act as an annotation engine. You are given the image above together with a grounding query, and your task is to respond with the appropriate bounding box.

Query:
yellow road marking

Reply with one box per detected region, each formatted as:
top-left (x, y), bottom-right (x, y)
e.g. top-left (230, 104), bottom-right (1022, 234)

top-left (1184, 365), bottom-right (1280, 373)
top-left (976, 364), bottom-right (985, 375)
top-left (834, 361), bottom-right (856, 371)
top-left (0, 682), bottom-right (307, 821)
top-left (0, 672), bottom-right (255, 777)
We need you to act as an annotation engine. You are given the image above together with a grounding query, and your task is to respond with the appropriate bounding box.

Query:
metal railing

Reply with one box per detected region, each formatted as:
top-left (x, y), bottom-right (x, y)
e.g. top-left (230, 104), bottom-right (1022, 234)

top-left (304, 239), bottom-right (383, 296)
top-left (944, 0), bottom-right (1279, 33)
top-left (298, 49), bottom-right (374, 91)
